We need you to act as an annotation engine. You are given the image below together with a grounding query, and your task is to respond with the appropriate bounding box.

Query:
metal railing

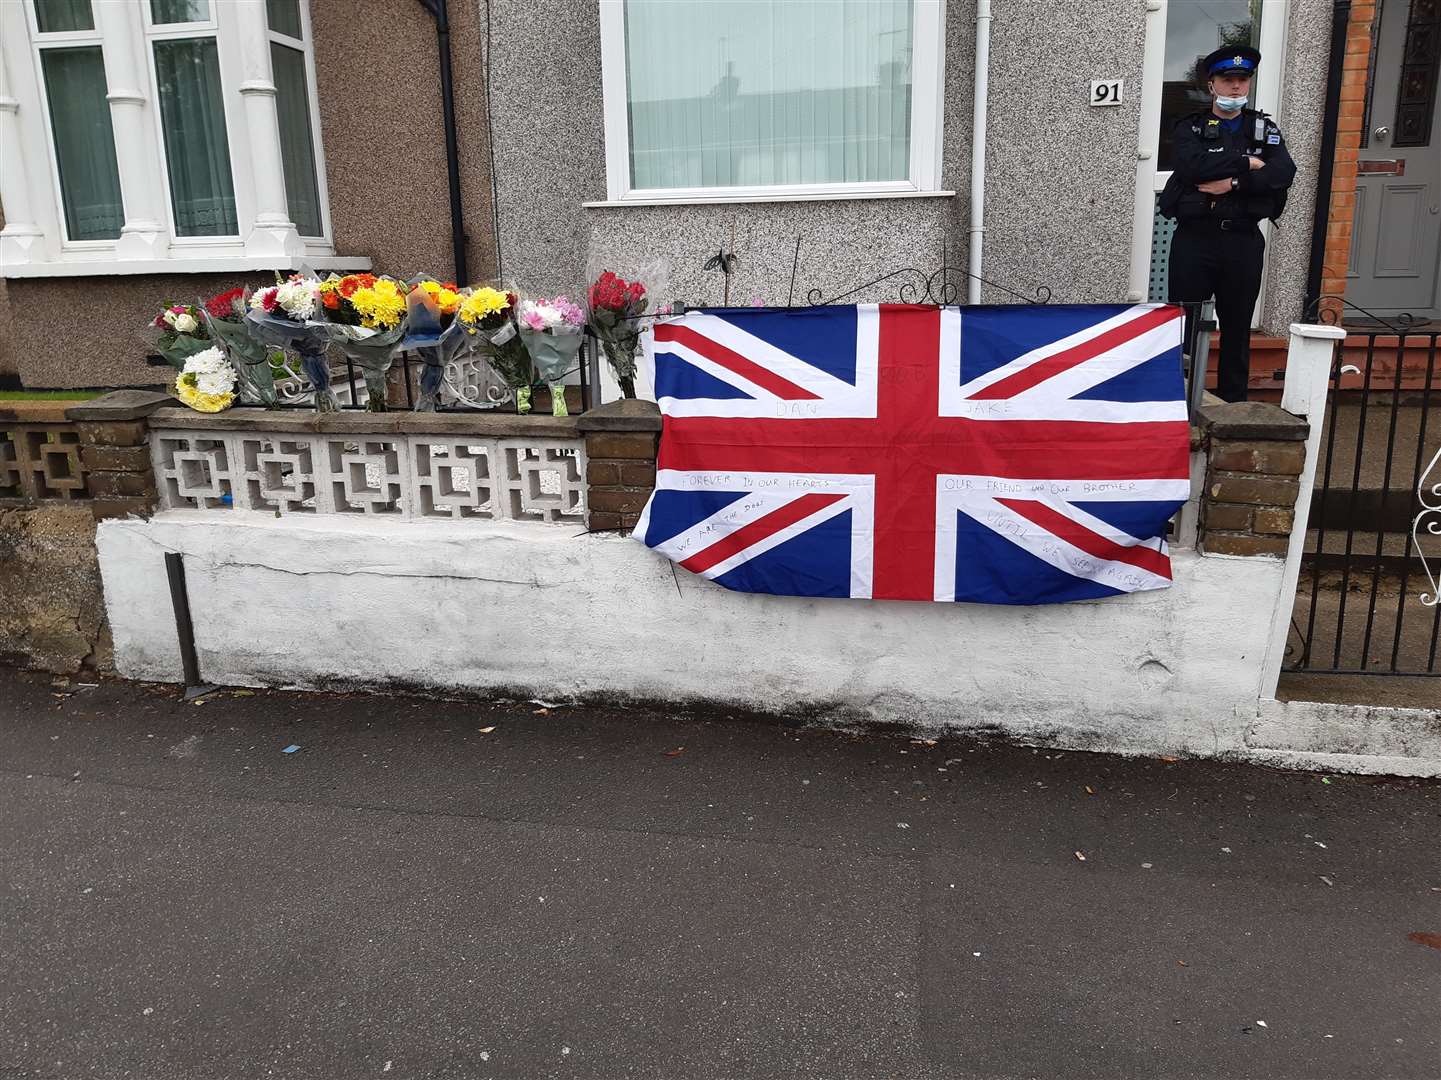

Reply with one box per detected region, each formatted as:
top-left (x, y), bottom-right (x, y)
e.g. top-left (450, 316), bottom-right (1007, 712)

top-left (1289, 324), bottom-right (1441, 676)
top-left (266, 336), bottom-right (599, 413)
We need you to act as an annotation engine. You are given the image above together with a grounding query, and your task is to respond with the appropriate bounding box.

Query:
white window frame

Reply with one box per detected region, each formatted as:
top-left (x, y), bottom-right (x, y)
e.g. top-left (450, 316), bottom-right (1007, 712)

top-left (20, 0), bottom-right (119, 250)
top-left (141, 0), bottom-right (248, 251)
top-left (1130, 0), bottom-right (1290, 323)
top-left (264, 0), bottom-right (332, 240)
top-left (0, 0), bottom-right (360, 278)
top-left (593, 0), bottom-right (951, 206)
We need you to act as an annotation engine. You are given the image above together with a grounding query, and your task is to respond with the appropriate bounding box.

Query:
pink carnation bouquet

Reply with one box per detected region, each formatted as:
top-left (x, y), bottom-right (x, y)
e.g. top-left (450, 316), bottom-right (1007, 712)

top-left (517, 296), bottom-right (585, 416)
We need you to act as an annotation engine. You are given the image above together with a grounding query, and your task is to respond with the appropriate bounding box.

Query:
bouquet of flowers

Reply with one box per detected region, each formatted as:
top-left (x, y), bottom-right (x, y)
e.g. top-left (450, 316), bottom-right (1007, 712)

top-left (586, 269), bottom-right (651, 398)
top-left (317, 273), bottom-right (408, 412)
top-left (518, 296), bottom-right (585, 417)
top-left (173, 345), bottom-right (237, 413)
top-left (459, 286), bottom-right (532, 411)
top-left (146, 303), bottom-right (213, 369)
top-left (199, 286), bottom-right (281, 408)
top-left (245, 274), bottom-right (338, 411)
top-left (401, 278), bottom-right (469, 412)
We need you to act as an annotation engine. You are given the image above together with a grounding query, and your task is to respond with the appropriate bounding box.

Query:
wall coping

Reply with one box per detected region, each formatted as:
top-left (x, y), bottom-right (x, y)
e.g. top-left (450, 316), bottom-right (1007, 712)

top-left (66, 390), bottom-right (175, 422)
top-left (146, 406), bottom-right (583, 439)
top-left (1288, 322), bottom-right (1348, 342)
top-left (575, 399), bottom-right (662, 433)
top-left (1194, 400), bottom-right (1308, 441)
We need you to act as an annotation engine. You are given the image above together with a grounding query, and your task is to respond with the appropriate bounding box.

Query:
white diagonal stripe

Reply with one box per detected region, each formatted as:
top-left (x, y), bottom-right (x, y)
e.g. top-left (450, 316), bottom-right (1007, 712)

top-left (653, 338), bottom-right (784, 402)
top-left (643, 470), bottom-right (876, 598)
top-left (685, 495), bottom-right (855, 583)
top-left (1005, 317), bottom-right (1182, 404)
top-left (955, 493), bottom-right (1173, 594)
top-left (648, 308), bottom-right (879, 419)
top-left (683, 310), bottom-right (872, 402)
top-left (954, 304), bottom-right (1164, 399)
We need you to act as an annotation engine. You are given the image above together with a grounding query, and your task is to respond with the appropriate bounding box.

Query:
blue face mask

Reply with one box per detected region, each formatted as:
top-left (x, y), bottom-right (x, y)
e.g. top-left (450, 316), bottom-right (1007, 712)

top-left (1214, 93), bottom-right (1248, 112)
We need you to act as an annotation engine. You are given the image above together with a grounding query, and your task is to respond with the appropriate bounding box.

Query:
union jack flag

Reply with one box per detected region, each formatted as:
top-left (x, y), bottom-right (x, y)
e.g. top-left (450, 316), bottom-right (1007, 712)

top-left (634, 303), bottom-right (1191, 604)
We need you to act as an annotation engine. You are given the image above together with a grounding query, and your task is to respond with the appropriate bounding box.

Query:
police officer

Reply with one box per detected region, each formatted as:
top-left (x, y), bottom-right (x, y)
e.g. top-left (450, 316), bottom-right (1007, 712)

top-left (1161, 46), bottom-right (1296, 402)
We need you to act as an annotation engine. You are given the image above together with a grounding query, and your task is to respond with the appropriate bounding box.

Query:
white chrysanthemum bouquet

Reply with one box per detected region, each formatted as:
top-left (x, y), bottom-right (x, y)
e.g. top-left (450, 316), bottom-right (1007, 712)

top-left (244, 274), bottom-right (337, 410)
top-left (174, 346), bottom-right (237, 413)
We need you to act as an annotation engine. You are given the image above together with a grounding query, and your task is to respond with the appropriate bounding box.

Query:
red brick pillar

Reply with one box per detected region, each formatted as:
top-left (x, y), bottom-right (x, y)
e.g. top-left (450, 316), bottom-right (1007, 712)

top-left (1195, 400), bottom-right (1308, 556)
top-left (576, 399), bottom-right (661, 532)
top-left (1319, 0), bottom-right (1377, 319)
top-left (66, 390), bottom-right (173, 520)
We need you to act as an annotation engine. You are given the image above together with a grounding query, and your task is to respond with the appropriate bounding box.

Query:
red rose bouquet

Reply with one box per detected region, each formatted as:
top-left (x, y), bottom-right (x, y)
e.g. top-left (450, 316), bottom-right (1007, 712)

top-left (586, 270), bottom-right (649, 398)
top-left (198, 286), bottom-right (281, 408)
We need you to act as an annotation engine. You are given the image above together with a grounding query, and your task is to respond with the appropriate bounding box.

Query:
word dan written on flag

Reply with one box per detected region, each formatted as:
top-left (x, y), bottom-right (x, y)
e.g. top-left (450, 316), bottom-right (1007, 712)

top-left (634, 303), bottom-right (1192, 605)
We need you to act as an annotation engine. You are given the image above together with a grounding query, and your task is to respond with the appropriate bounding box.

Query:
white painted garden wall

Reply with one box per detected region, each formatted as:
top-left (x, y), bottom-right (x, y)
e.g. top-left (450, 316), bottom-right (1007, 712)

top-left (94, 324), bottom-right (1441, 773)
top-left (101, 511), bottom-right (1292, 758)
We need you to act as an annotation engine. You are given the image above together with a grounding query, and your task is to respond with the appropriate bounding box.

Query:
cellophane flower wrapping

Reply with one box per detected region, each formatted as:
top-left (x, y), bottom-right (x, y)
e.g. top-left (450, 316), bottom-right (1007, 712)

top-left (400, 278), bottom-right (468, 412)
top-left (517, 295), bottom-right (586, 417)
top-left (459, 284), bottom-right (533, 412)
top-left (584, 257), bottom-right (666, 399)
top-left (318, 273), bottom-right (408, 412)
top-left (200, 286), bottom-right (280, 408)
top-left (145, 303), bottom-right (213, 370)
top-left (244, 275), bottom-right (338, 411)
top-left (173, 345), bottom-right (237, 413)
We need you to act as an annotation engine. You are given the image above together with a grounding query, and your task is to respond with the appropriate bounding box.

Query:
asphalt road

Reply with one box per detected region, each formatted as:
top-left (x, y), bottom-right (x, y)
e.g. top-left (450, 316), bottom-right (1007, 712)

top-left (1, 670), bottom-right (1437, 1080)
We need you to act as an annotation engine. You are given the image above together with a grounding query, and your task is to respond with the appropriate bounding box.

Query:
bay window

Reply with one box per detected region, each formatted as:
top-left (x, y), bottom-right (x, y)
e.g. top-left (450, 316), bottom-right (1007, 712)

top-left (596, 0), bottom-right (948, 204)
top-left (0, 0), bottom-right (354, 277)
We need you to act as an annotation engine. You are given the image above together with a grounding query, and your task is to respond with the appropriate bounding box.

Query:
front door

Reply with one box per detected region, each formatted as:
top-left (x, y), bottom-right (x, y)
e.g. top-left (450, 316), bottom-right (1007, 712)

top-left (1349, 0), bottom-right (1441, 320)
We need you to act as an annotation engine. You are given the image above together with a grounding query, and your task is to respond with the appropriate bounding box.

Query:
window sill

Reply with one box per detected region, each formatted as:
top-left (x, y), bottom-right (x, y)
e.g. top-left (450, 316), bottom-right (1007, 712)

top-left (582, 189), bottom-right (957, 209)
top-left (1, 253), bottom-right (373, 280)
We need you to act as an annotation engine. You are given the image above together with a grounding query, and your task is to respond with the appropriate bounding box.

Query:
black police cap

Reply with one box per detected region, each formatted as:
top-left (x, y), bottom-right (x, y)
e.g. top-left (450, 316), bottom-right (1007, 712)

top-left (1203, 45), bottom-right (1261, 77)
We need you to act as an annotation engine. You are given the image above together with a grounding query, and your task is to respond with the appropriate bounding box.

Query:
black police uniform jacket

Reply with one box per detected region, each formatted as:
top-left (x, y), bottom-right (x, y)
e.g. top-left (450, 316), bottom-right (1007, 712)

top-left (1159, 108), bottom-right (1297, 224)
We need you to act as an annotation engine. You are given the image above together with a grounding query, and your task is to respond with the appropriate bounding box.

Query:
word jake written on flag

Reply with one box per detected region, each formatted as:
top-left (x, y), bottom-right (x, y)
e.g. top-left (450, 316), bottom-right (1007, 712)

top-left (635, 303), bottom-right (1192, 605)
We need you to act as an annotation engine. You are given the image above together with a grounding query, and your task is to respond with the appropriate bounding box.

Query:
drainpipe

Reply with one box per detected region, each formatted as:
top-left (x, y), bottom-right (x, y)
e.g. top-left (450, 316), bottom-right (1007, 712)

top-left (967, 0), bottom-right (992, 304)
top-left (1304, 0), bottom-right (1351, 317)
top-left (417, 0), bottom-right (468, 284)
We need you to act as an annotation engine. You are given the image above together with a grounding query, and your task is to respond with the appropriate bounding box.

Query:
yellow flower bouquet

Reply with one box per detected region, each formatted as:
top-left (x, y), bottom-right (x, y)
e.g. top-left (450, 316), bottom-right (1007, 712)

top-left (173, 346), bottom-right (237, 413)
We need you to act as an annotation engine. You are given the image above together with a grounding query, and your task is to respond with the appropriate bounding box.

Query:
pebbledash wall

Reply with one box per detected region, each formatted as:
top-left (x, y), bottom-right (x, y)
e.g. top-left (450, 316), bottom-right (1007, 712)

top-left (488, 0), bottom-right (1329, 331)
top-left (89, 323), bottom-right (1441, 774)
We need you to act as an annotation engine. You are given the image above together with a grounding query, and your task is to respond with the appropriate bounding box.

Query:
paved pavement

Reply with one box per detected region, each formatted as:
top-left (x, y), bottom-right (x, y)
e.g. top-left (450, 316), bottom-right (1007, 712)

top-left (1, 670), bottom-right (1437, 1080)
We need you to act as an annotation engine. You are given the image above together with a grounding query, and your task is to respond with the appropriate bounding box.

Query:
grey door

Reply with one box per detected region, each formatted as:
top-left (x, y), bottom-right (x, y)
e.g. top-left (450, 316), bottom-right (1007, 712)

top-left (1348, 0), bottom-right (1441, 320)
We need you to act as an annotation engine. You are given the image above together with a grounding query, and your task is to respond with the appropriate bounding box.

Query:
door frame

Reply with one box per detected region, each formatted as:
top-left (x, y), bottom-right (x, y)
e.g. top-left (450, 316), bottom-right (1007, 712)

top-left (1348, 0), bottom-right (1441, 321)
top-left (1129, 0), bottom-right (1291, 326)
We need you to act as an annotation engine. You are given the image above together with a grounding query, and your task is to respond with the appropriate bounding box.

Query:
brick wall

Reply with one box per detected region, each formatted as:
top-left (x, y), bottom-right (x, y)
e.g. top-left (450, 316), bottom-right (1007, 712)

top-left (1318, 0), bottom-right (1377, 319)
top-left (68, 392), bottom-right (171, 522)
top-left (576, 400), bottom-right (662, 532)
top-left (1195, 400), bottom-right (1309, 557)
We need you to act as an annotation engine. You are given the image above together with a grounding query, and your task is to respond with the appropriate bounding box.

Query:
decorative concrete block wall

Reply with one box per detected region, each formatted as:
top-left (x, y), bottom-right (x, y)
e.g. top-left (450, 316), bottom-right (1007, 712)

top-left (0, 392), bottom-right (168, 674)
